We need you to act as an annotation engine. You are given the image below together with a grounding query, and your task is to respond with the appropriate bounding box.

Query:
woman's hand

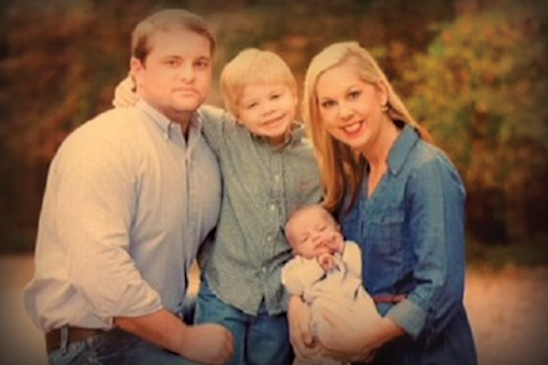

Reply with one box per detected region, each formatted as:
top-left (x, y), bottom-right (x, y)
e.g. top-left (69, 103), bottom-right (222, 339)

top-left (319, 308), bottom-right (404, 363)
top-left (288, 295), bottom-right (322, 363)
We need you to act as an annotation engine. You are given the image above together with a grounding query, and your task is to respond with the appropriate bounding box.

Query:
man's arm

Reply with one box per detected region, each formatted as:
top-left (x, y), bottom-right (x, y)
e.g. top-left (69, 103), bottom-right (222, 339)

top-left (54, 126), bottom-right (234, 364)
top-left (115, 310), bottom-right (233, 364)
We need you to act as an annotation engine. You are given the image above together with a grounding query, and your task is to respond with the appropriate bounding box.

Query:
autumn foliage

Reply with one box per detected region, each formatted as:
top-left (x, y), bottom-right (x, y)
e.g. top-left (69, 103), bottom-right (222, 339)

top-left (0, 0), bottom-right (546, 252)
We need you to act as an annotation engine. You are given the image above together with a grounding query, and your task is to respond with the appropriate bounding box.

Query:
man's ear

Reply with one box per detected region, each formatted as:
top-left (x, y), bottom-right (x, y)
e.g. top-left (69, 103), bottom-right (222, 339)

top-left (130, 57), bottom-right (145, 91)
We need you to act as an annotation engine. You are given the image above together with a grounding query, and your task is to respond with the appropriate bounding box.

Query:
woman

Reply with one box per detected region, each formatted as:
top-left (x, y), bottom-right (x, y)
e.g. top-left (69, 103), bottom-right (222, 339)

top-left (288, 41), bottom-right (477, 364)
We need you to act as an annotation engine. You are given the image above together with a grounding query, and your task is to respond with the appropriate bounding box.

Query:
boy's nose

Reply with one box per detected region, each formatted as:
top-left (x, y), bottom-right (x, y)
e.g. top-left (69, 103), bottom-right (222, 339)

top-left (262, 104), bottom-right (276, 116)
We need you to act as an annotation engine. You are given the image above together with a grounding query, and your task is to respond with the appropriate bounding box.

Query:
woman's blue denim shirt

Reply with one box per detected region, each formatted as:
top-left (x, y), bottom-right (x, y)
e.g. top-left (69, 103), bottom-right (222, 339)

top-left (339, 125), bottom-right (471, 347)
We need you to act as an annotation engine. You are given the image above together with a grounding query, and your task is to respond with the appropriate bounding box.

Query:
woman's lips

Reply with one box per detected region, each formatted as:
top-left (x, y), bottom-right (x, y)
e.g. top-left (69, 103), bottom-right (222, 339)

top-left (341, 120), bottom-right (364, 137)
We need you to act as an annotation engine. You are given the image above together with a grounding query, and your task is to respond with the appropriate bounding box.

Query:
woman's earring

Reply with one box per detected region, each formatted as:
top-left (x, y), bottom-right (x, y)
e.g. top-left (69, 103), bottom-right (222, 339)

top-left (381, 103), bottom-right (389, 113)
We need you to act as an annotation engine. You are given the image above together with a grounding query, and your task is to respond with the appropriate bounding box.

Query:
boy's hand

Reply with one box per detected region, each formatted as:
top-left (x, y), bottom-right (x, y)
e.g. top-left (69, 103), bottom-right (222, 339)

top-left (112, 76), bottom-right (138, 108)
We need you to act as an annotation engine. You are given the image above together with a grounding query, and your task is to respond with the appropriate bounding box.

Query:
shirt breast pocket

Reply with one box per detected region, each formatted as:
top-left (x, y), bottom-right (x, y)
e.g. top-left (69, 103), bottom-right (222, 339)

top-left (367, 209), bottom-right (405, 258)
top-left (340, 207), bottom-right (360, 241)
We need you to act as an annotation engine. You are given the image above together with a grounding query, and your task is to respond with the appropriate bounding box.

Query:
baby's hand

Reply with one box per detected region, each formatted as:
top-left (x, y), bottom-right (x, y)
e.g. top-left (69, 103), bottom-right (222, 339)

top-left (318, 253), bottom-right (337, 272)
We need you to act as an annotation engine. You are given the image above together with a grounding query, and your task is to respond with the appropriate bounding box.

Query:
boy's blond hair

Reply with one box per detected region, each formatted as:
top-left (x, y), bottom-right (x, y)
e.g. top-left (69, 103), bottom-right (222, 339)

top-left (220, 48), bottom-right (297, 116)
top-left (132, 9), bottom-right (216, 64)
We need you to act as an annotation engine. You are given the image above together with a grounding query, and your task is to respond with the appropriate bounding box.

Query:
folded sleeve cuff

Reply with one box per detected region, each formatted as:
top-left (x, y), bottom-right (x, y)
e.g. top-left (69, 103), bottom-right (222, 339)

top-left (385, 298), bottom-right (427, 339)
top-left (96, 282), bottom-right (163, 328)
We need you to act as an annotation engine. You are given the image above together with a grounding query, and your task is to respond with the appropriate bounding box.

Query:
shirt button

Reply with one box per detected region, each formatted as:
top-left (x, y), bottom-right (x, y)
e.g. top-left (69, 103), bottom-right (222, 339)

top-left (267, 236), bottom-right (272, 242)
top-left (274, 174), bottom-right (280, 181)
top-left (270, 204), bottom-right (276, 211)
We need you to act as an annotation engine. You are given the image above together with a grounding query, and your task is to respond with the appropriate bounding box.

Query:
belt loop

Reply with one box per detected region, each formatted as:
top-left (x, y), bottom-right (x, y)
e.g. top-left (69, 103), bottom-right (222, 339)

top-left (60, 325), bottom-right (69, 354)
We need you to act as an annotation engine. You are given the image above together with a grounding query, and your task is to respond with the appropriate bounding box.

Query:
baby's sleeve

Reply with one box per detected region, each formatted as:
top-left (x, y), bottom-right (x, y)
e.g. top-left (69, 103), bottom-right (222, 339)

top-left (341, 240), bottom-right (363, 279)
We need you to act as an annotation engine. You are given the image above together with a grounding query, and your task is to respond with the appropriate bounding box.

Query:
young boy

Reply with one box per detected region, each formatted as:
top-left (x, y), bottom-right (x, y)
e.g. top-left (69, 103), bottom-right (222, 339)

top-left (282, 205), bottom-right (382, 365)
top-left (114, 48), bottom-right (322, 365)
top-left (194, 49), bottom-right (322, 365)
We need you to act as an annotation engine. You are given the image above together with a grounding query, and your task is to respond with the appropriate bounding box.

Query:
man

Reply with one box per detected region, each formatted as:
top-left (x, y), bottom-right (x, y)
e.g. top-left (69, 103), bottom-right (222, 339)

top-left (24, 9), bottom-right (233, 365)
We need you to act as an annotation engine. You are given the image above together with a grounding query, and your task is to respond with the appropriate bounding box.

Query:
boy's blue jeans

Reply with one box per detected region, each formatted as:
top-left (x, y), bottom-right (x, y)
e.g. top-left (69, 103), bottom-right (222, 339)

top-left (195, 278), bottom-right (293, 365)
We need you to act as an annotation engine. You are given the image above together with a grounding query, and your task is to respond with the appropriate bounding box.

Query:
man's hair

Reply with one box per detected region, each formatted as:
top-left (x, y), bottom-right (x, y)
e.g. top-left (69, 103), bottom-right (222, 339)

top-left (131, 9), bottom-right (216, 63)
top-left (219, 48), bottom-right (297, 116)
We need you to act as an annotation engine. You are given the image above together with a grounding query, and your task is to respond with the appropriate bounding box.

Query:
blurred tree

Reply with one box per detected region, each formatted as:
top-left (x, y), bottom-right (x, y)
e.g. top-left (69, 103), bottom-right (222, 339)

top-left (4, 0), bottom-right (543, 252)
top-left (0, 0), bottom-right (157, 251)
top-left (404, 0), bottom-right (548, 243)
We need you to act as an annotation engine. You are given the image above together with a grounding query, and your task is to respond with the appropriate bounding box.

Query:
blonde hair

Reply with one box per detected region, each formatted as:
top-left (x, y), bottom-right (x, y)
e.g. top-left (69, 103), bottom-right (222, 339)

top-left (220, 48), bottom-right (297, 116)
top-left (132, 9), bottom-right (215, 63)
top-left (302, 41), bottom-right (433, 212)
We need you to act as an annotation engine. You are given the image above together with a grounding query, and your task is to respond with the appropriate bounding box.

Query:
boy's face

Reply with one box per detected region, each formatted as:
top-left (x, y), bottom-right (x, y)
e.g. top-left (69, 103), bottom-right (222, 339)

top-left (131, 28), bottom-right (212, 121)
top-left (286, 207), bottom-right (343, 259)
top-left (235, 83), bottom-right (298, 145)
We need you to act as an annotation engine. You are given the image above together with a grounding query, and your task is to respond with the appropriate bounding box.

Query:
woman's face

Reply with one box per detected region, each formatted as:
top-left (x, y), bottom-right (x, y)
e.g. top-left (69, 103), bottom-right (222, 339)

top-left (315, 62), bottom-right (387, 154)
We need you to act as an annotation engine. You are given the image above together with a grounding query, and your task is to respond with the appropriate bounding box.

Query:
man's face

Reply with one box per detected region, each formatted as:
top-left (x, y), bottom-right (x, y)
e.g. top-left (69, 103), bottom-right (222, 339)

top-left (131, 28), bottom-right (212, 121)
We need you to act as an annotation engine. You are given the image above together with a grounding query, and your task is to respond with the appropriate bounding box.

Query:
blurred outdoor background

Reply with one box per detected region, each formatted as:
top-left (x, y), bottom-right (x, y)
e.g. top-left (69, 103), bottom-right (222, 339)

top-left (1, 0), bottom-right (547, 260)
top-left (0, 0), bottom-right (547, 364)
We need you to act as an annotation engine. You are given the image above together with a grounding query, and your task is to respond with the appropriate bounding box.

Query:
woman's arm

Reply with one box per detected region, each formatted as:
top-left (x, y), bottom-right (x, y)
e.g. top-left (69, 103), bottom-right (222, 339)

top-left (385, 155), bottom-right (466, 344)
top-left (319, 306), bottom-right (404, 363)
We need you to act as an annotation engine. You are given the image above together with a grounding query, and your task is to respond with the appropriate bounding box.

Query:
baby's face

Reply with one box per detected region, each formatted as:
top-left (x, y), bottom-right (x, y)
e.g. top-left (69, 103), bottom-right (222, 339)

top-left (286, 207), bottom-right (343, 259)
top-left (235, 83), bottom-right (297, 145)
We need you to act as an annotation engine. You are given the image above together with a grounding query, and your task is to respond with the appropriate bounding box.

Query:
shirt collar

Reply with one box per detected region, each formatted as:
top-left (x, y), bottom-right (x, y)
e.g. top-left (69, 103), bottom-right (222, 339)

top-left (135, 99), bottom-right (202, 140)
top-left (387, 124), bottom-right (420, 175)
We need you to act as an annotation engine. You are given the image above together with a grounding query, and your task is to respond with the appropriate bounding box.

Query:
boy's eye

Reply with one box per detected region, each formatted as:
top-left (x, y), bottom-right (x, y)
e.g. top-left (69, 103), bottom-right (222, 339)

top-left (246, 102), bottom-right (258, 109)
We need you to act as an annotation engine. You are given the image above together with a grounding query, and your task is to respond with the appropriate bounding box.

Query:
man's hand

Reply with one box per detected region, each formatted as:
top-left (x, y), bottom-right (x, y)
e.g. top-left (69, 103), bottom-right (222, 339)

top-left (115, 309), bottom-right (234, 364)
top-left (178, 323), bottom-right (234, 365)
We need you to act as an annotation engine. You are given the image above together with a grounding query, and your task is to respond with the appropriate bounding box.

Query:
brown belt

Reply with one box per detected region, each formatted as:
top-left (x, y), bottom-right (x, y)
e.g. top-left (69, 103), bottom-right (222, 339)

top-left (372, 294), bottom-right (407, 303)
top-left (45, 327), bottom-right (102, 353)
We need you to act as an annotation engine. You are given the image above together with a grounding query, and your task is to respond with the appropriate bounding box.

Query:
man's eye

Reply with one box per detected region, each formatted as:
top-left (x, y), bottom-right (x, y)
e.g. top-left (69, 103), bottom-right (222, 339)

top-left (165, 60), bottom-right (179, 67)
top-left (195, 60), bottom-right (210, 69)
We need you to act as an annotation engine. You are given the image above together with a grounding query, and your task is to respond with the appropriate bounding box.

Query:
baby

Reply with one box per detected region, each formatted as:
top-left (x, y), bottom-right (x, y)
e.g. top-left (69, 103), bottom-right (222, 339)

top-left (282, 205), bottom-right (381, 365)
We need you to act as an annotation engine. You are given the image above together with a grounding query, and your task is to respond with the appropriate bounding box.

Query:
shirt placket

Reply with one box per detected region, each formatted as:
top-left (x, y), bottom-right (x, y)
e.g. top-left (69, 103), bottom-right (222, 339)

top-left (260, 148), bottom-right (284, 309)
